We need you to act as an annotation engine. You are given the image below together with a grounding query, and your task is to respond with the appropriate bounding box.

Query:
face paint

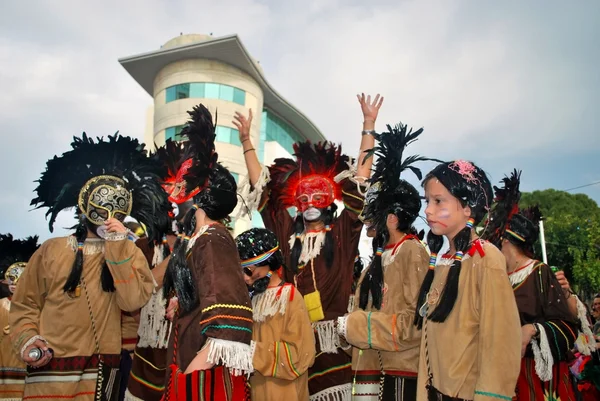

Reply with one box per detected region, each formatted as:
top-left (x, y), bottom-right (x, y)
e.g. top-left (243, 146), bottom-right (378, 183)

top-left (303, 207), bottom-right (322, 222)
top-left (295, 176), bottom-right (334, 212)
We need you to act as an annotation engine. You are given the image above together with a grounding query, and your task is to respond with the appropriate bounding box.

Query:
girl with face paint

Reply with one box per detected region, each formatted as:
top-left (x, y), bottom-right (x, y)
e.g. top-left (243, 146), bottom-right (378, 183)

top-left (412, 160), bottom-right (522, 401)
top-left (235, 94), bottom-right (383, 400)
top-left (235, 228), bottom-right (316, 401)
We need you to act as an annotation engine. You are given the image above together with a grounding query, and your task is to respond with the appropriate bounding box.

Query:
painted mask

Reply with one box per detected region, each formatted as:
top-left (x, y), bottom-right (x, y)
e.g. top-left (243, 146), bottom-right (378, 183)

top-left (295, 175), bottom-right (334, 212)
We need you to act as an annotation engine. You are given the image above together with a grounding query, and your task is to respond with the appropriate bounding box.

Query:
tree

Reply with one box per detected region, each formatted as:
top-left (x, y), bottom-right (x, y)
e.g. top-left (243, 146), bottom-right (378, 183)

top-left (520, 189), bottom-right (600, 297)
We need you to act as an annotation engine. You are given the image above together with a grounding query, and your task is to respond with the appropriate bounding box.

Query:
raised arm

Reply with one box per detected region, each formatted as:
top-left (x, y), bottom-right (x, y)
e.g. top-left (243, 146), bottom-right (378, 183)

top-left (234, 109), bottom-right (262, 186)
top-left (356, 93), bottom-right (384, 180)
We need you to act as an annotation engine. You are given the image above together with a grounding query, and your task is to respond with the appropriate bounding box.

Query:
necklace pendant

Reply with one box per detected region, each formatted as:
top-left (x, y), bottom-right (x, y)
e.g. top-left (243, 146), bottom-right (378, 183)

top-left (419, 302), bottom-right (429, 317)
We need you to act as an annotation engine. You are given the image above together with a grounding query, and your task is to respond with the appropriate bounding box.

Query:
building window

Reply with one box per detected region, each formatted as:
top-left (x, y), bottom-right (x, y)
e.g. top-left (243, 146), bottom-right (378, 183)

top-left (215, 126), bottom-right (241, 146)
top-left (165, 125), bottom-right (185, 141)
top-left (165, 83), bottom-right (246, 105)
top-left (262, 109), bottom-right (303, 155)
top-left (165, 125), bottom-right (240, 146)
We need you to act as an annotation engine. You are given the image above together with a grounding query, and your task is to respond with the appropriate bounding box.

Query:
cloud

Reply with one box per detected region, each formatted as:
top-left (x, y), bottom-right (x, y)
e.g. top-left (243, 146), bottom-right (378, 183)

top-left (0, 0), bottom-right (598, 240)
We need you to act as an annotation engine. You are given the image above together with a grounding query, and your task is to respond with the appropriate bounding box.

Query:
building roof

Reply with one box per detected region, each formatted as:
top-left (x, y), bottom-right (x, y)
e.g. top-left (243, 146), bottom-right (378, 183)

top-left (119, 34), bottom-right (325, 142)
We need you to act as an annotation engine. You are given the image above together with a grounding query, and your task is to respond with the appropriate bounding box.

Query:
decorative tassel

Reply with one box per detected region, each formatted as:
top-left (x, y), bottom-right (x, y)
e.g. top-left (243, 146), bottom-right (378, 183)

top-left (137, 290), bottom-right (173, 348)
top-left (575, 296), bottom-right (597, 355)
top-left (252, 285), bottom-right (291, 322)
top-left (530, 323), bottom-right (554, 381)
top-left (309, 383), bottom-right (352, 401)
top-left (205, 338), bottom-right (253, 376)
top-left (152, 243), bottom-right (165, 267)
top-left (313, 320), bottom-right (340, 354)
top-left (288, 230), bottom-right (327, 266)
top-left (508, 261), bottom-right (536, 287)
top-left (236, 168), bottom-right (271, 218)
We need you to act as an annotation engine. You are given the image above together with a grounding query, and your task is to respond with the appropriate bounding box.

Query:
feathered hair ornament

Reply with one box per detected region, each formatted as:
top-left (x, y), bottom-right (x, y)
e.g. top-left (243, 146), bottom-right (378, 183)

top-left (267, 141), bottom-right (350, 210)
top-left (358, 122), bottom-right (435, 310)
top-left (481, 169), bottom-right (522, 248)
top-left (163, 104), bottom-right (238, 314)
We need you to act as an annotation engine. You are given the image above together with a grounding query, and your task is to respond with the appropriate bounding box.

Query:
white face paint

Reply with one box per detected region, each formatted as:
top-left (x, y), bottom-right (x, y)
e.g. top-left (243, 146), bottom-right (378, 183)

top-left (303, 207), bottom-right (322, 222)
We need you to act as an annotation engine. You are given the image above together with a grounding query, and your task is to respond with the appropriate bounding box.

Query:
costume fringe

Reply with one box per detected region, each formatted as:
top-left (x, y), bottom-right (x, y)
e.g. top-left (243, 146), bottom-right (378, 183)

top-left (334, 160), bottom-right (369, 197)
top-left (336, 316), bottom-right (348, 339)
top-left (137, 290), bottom-right (172, 349)
top-left (530, 323), bottom-right (554, 382)
top-left (313, 320), bottom-right (340, 354)
top-left (123, 389), bottom-right (144, 401)
top-left (252, 285), bottom-right (291, 322)
top-left (0, 398), bottom-right (23, 401)
top-left (289, 231), bottom-right (326, 266)
top-left (67, 236), bottom-right (104, 255)
top-left (508, 260), bottom-right (536, 287)
top-left (152, 244), bottom-right (165, 267)
top-left (309, 383), bottom-right (352, 401)
top-left (575, 296), bottom-right (597, 355)
top-left (205, 338), bottom-right (253, 376)
top-left (236, 168), bottom-right (270, 219)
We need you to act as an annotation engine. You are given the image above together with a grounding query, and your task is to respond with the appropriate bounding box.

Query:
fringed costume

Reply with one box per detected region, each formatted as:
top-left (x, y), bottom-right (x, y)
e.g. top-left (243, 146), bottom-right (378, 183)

top-left (161, 105), bottom-right (253, 401)
top-left (10, 133), bottom-right (170, 400)
top-left (483, 171), bottom-right (579, 400)
top-left (239, 141), bottom-right (366, 400)
top-left (338, 123), bottom-right (432, 401)
top-left (0, 234), bottom-right (39, 401)
top-left (236, 228), bottom-right (316, 400)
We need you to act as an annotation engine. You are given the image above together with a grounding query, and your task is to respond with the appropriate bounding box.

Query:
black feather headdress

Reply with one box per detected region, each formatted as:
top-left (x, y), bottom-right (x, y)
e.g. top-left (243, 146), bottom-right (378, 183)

top-left (481, 169), bottom-right (522, 248)
top-left (31, 133), bottom-right (171, 242)
top-left (163, 104), bottom-right (239, 314)
top-left (359, 122), bottom-right (435, 310)
top-left (0, 233), bottom-right (40, 280)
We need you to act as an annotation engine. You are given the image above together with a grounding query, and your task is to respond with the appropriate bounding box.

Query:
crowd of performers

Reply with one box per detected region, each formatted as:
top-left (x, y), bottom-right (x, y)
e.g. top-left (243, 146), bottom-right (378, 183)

top-left (1, 94), bottom-right (599, 401)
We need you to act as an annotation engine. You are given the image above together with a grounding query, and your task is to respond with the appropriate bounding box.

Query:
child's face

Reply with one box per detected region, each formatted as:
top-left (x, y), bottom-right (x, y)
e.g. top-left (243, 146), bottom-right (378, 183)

top-left (424, 178), bottom-right (471, 239)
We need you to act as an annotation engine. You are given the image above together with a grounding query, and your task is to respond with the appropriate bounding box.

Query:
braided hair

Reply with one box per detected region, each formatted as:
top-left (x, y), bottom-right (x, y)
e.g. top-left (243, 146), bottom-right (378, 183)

top-left (414, 160), bottom-right (492, 327)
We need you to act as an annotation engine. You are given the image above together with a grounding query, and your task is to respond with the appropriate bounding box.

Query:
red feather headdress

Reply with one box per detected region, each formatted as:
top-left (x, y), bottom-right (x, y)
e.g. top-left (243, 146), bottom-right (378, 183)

top-left (267, 141), bottom-right (350, 210)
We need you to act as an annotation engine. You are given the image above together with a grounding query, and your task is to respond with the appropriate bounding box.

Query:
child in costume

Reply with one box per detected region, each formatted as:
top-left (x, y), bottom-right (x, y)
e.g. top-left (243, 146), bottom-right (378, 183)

top-left (338, 123), bottom-right (431, 401)
top-left (236, 228), bottom-right (316, 400)
top-left (482, 170), bottom-right (580, 400)
top-left (236, 94), bottom-right (383, 400)
top-left (162, 105), bottom-right (253, 401)
top-left (0, 234), bottom-right (39, 401)
top-left (11, 133), bottom-right (170, 400)
top-left (414, 160), bottom-right (522, 401)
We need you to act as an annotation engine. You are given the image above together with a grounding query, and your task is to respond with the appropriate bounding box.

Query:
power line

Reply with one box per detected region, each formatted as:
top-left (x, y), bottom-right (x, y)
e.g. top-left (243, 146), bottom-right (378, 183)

top-left (563, 180), bottom-right (600, 192)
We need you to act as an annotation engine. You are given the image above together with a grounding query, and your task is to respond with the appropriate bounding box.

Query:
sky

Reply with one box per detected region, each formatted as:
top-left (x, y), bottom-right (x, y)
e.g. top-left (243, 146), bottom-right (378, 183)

top-left (1, 0), bottom-right (598, 240)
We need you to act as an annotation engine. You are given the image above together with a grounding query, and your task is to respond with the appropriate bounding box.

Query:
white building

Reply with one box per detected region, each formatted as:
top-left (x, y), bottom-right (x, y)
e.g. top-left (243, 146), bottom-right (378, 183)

top-left (119, 33), bottom-right (326, 234)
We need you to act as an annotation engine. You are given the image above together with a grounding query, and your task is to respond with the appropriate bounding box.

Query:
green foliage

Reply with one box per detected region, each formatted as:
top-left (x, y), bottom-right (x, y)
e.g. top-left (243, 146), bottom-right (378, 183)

top-left (520, 189), bottom-right (600, 296)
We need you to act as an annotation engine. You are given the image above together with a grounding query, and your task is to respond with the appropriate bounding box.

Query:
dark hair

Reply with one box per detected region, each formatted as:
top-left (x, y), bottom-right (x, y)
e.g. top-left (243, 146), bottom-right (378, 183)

top-left (64, 216), bottom-right (115, 294)
top-left (162, 165), bottom-right (238, 315)
top-left (289, 203), bottom-right (338, 273)
top-left (359, 180), bottom-right (421, 311)
top-left (414, 160), bottom-right (493, 327)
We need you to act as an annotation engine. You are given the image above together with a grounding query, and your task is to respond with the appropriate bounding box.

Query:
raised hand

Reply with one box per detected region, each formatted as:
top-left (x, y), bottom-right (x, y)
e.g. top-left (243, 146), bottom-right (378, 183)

top-left (233, 109), bottom-right (253, 144)
top-left (357, 93), bottom-right (384, 124)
